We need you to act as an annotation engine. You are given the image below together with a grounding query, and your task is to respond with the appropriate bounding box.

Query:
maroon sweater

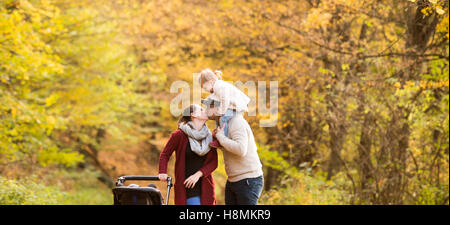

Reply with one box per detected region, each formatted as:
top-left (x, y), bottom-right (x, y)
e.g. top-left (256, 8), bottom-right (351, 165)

top-left (158, 129), bottom-right (218, 205)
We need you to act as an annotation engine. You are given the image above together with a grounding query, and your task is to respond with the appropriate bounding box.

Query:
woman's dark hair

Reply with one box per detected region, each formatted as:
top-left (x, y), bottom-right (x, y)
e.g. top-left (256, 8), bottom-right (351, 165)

top-left (178, 105), bottom-right (196, 125)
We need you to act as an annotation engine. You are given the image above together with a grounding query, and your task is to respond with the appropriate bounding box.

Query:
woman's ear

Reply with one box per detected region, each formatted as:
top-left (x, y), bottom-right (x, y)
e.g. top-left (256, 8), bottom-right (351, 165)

top-left (191, 111), bottom-right (198, 118)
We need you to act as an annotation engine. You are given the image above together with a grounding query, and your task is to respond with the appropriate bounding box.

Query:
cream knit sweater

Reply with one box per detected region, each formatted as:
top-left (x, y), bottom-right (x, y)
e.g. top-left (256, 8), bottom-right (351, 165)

top-left (215, 113), bottom-right (263, 182)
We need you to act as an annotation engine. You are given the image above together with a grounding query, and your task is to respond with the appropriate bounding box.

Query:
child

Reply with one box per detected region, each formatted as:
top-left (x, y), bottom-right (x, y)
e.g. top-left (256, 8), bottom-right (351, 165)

top-left (199, 68), bottom-right (251, 148)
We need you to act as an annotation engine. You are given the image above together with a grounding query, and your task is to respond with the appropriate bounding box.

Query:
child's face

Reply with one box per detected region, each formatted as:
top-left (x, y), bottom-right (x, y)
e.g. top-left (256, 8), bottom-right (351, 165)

top-left (201, 80), bottom-right (214, 93)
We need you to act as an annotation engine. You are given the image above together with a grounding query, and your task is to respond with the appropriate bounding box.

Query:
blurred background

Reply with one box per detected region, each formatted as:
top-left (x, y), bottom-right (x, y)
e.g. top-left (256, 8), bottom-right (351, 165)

top-left (0, 0), bottom-right (448, 205)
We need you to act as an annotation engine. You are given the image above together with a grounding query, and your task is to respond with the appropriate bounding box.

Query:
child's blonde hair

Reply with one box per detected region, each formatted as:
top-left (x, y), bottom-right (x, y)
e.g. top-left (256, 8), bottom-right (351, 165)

top-left (199, 68), bottom-right (222, 85)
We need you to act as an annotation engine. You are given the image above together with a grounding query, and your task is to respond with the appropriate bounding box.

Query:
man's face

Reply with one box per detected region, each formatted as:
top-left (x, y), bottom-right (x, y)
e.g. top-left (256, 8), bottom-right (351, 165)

top-left (205, 104), bottom-right (219, 119)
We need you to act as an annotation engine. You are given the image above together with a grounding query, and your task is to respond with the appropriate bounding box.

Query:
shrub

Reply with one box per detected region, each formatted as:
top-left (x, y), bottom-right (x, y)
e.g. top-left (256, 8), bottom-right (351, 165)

top-left (0, 176), bottom-right (67, 205)
top-left (260, 172), bottom-right (349, 205)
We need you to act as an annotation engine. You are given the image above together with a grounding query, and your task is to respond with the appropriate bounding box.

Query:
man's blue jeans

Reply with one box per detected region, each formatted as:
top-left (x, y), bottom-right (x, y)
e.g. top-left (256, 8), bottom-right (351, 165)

top-left (225, 176), bottom-right (264, 205)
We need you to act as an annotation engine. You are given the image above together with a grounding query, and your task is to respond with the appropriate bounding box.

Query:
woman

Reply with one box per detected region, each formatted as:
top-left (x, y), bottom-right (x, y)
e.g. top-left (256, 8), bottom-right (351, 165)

top-left (158, 104), bottom-right (218, 205)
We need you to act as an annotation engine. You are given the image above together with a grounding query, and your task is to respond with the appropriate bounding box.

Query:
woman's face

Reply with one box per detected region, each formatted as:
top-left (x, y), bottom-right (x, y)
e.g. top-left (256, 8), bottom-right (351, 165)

top-left (191, 105), bottom-right (208, 121)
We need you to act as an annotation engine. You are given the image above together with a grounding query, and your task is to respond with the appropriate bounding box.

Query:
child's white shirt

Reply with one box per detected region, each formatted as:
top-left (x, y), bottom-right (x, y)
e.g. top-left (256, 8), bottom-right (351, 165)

top-left (213, 80), bottom-right (251, 115)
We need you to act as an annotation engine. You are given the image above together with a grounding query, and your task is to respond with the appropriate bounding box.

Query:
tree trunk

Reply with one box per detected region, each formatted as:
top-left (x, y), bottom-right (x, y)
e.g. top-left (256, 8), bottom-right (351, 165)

top-left (325, 95), bottom-right (346, 180)
top-left (357, 112), bottom-right (375, 201)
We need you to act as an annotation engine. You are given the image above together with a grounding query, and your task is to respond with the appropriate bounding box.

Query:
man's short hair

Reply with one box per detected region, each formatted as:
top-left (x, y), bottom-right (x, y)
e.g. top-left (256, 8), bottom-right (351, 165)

top-left (201, 96), bottom-right (221, 108)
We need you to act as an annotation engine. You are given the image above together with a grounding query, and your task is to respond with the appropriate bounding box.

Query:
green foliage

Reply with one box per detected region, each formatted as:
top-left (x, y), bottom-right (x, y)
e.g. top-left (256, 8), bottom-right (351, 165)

top-left (0, 0), bottom-right (154, 168)
top-left (46, 167), bottom-right (113, 205)
top-left (416, 183), bottom-right (449, 205)
top-left (258, 144), bottom-right (299, 176)
top-left (0, 166), bottom-right (113, 205)
top-left (0, 0), bottom-right (76, 166)
top-left (36, 147), bottom-right (84, 167)
top-left (260, 170), bottom-right (349, 205)
top-left (258, 143), bottom-right (349, 204)
top-left (0, 176), bottom-right (67, 205)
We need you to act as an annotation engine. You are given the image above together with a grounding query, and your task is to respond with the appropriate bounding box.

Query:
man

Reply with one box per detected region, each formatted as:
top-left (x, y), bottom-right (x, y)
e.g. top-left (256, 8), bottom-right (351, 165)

top-left (202, 95), bottom-right (264, 205)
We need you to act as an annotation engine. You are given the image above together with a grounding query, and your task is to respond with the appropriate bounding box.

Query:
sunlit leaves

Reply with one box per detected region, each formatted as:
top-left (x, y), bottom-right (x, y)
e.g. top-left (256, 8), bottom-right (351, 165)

top-left (1, 0), bottom-right (448, 204)
top-left (1, 0), bottom-right (152, 168)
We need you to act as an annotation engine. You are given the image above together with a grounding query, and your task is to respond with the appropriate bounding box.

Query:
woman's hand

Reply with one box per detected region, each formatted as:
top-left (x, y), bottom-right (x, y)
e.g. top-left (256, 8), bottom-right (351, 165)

top-left (184, 171), bottom-right (203, 188)
top-left (158, 173), bottom-right (168, 181)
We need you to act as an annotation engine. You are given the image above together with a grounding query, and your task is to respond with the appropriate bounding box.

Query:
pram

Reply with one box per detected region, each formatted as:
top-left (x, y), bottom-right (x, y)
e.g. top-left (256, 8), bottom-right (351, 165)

top-left (113, 176), bottom-right (173, 205)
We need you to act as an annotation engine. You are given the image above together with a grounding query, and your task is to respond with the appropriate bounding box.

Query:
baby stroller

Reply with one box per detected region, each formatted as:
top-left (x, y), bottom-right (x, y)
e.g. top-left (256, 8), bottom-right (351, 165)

top-left (113, 176), bottom-right (173, 205)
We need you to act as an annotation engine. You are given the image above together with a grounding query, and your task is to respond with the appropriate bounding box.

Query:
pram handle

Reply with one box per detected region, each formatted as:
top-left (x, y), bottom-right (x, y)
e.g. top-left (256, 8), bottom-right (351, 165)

top-left (116, 175), bottom-right (173, 205)
top-left (117, 175), bottom-right (166, 182)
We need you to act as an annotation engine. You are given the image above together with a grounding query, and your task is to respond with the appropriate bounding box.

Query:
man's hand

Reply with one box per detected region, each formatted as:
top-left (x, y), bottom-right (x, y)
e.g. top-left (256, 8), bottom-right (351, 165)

top-left (184, 171), bottom-right (203, 189)
top-left (213, 124), bottom-right (225, 135)
top-left (216, 124), bottom-right (225, 135)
